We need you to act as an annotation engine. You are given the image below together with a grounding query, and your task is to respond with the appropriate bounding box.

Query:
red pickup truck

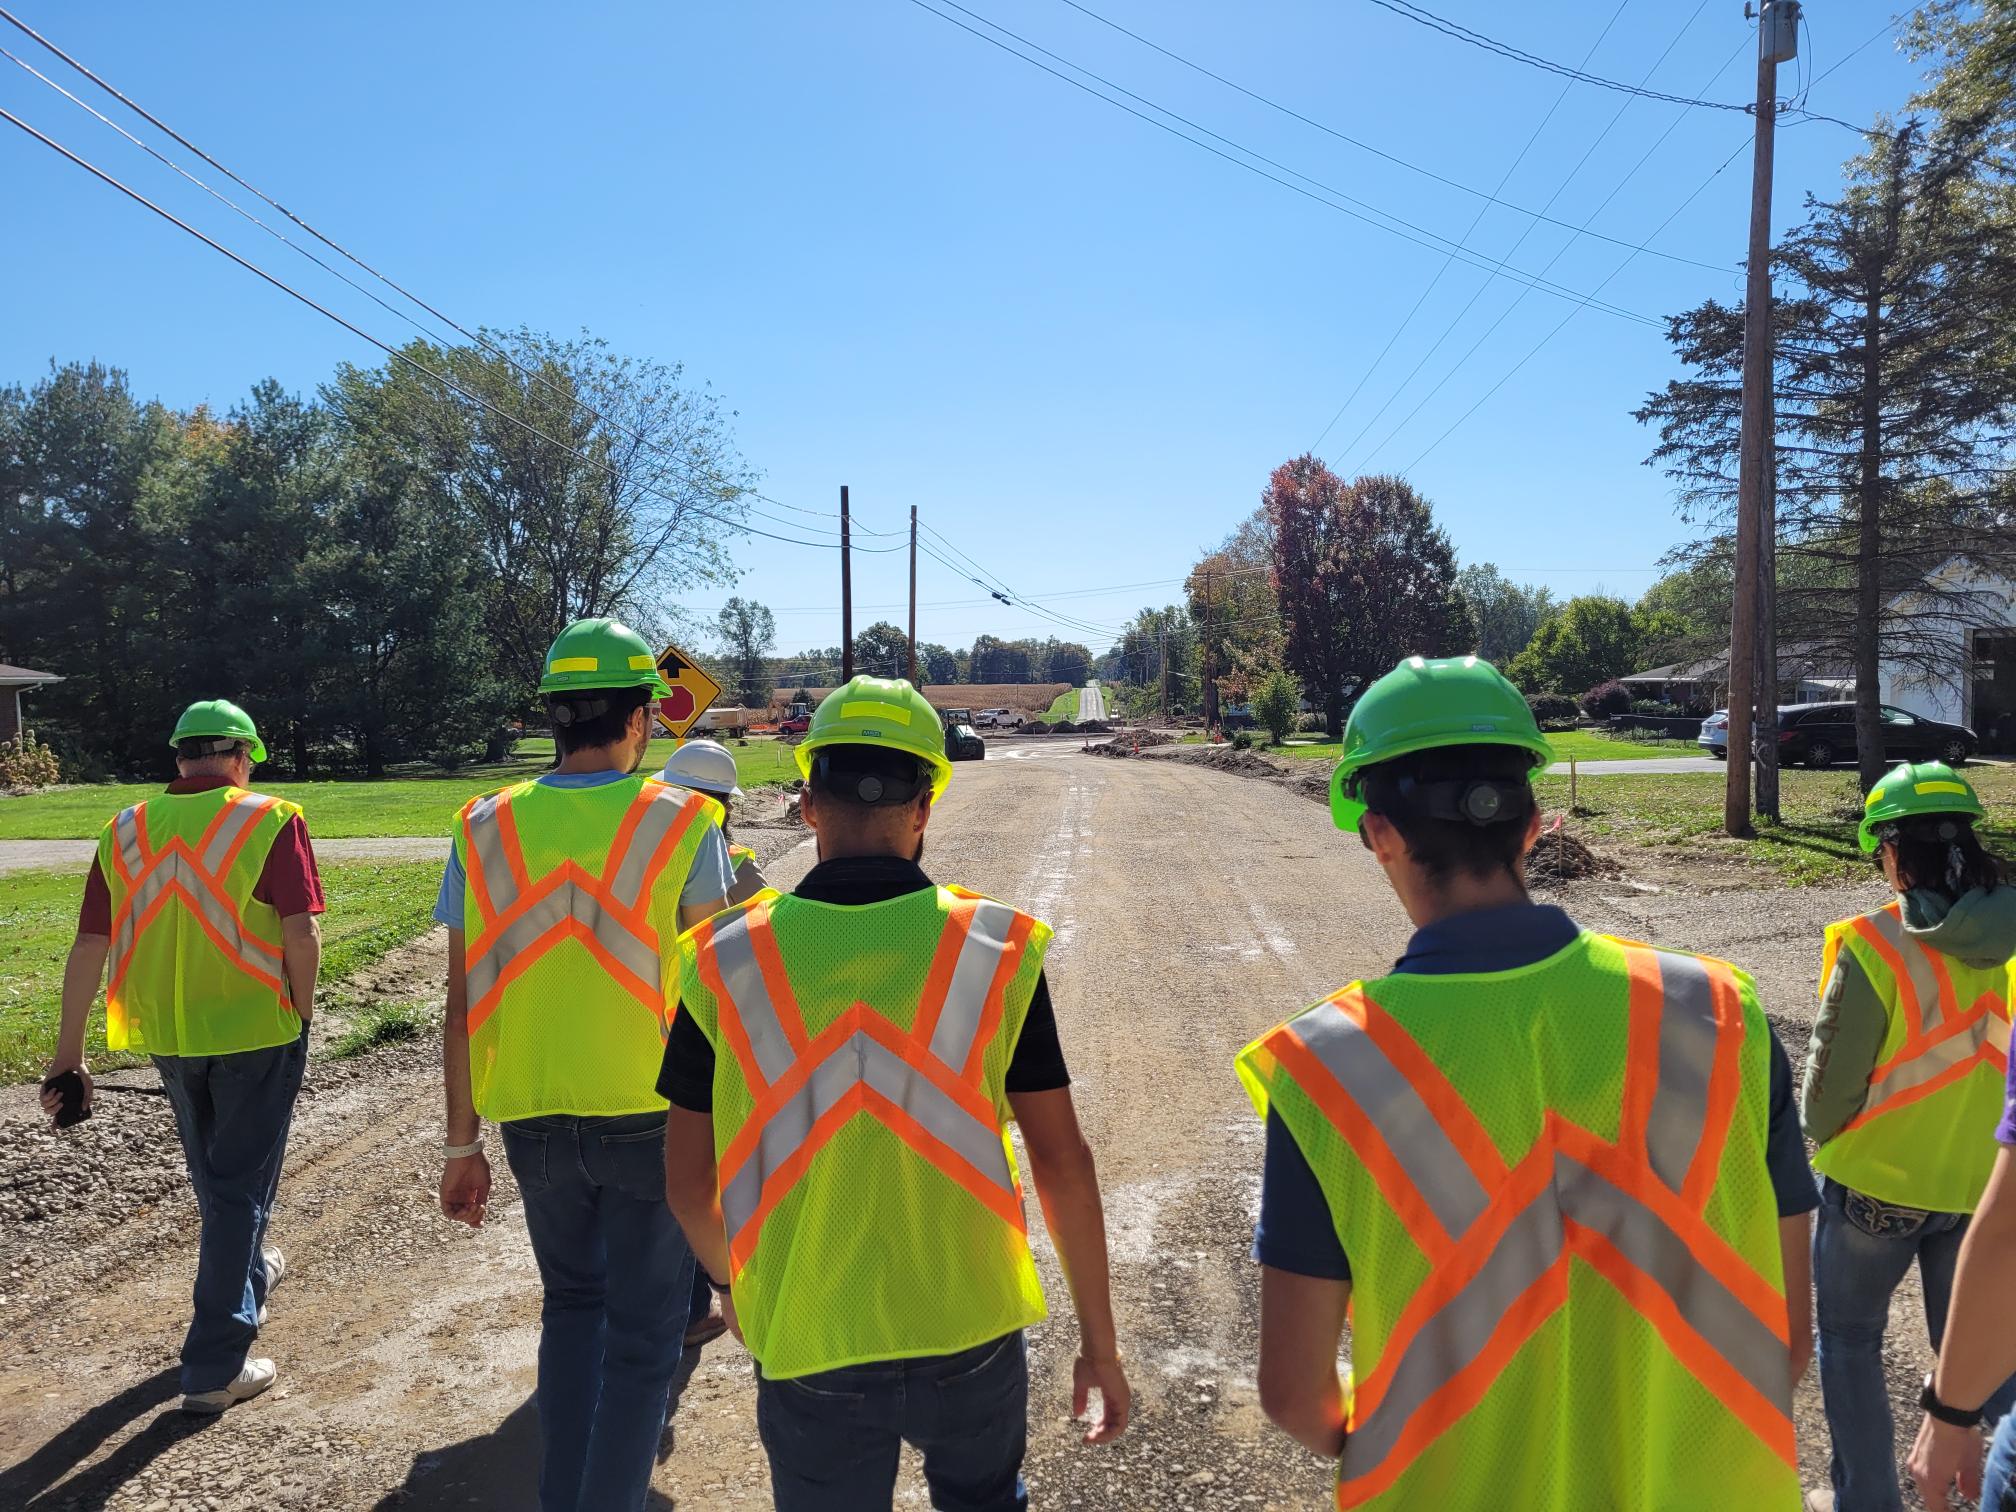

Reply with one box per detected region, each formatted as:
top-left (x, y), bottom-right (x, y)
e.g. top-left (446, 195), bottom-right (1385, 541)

top-left (778, 711), bottom-right (812, 735)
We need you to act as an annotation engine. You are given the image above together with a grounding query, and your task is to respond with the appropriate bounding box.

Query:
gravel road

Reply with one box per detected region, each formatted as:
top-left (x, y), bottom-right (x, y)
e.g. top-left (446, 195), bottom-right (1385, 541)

top-left (0, 745), bottom-right (1928, 1508)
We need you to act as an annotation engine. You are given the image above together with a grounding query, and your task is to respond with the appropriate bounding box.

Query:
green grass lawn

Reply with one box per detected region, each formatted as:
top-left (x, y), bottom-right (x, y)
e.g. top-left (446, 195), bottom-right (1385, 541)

top-left (1263, 729), bottom-right (1689, 763)
top-left (1535, 763), bottom-right (2016, 886)
top-left (0, 737), bottom-right (802, 841)
top-left (0, 858), bottom-right (442, 1084)
top-left (1040, 689), bottom-right (1080, 723)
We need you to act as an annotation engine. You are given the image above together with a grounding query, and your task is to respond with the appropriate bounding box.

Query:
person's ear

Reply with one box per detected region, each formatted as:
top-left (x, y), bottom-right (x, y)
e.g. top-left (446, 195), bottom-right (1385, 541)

top-left (912, 791), bottom-right (933, 834)
top-left (1518, 803), bottom-right (1544, 857)
top-left (629, 704), bottom-right (650, 742)
top-left (1360, 812), bottom-right (1408, 868)
top-left (800, 786), bottom-right (821, 833)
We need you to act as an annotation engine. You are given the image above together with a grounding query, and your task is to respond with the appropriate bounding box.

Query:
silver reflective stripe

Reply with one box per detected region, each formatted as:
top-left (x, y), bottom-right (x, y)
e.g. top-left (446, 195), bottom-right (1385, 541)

top-left (1866, 1015), bottom-right (2007, 1112)
top-left (608, 785), bottom-right (700, 910)
top-left (110, 854), bottom-right (271, 980)
top-left (113, 805), bottom-right (145, 876)
top-left (720, 1029), bottom-right (1015, 1249)
top-left (1341, 1152), bottom-right (1789, 1485)
top-left (465, 881), bottom-right (660, 1006)
top-left (1556, 1158), bottom-right (1789, 1412)
top-left (927, 898), bottom-right (1020, 1071)
top-left (1645, 952), bottom-right (1719, 1195)
top-left (710, 912), bottom-right (799, 1085)
top-left (464, 795), bottom-right (520, 913)
top-left (1294, 1000), bottom-right (1490, 1240)
top-left (1865, 909), bottom-right (1947, 1033)
top-left (200, 793), bottom-right (278, 872)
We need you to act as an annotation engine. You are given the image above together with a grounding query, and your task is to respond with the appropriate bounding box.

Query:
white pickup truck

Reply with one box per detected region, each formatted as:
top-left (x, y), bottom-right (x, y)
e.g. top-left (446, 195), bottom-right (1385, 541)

top-left (975, 707), bottom-right (1024, 729)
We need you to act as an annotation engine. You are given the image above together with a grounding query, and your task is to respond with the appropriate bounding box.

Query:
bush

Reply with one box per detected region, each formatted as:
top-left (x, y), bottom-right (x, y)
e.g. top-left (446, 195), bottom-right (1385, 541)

top-left (1297, 713), bottom-right (1328, 734)
top-left (1230, 730), bottom-right (1254, 750)
top-left (0, 734), bottom-right (63, 790)
top-left (1524, 693), bottom-right (1578, 725)
top-left (1252, 667), bottom-right (1304, 746)
top-left (1629, 699), bottom-right (1672, 717)
top-left (1581, 680), bottom-right (1632, 718)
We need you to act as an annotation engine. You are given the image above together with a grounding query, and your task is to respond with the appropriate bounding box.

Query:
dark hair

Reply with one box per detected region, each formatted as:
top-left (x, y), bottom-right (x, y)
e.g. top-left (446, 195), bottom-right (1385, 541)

top-left (1354, 744), bottom-right (1538, 883)
top-left (807, 744), bottom-right (927, 811)
top-left (176, 737), bottom-right (248, 762)
top-left (547, 686), bottom-right (651, 756)
top-left (1877, 816), bottom-right (2006, 901)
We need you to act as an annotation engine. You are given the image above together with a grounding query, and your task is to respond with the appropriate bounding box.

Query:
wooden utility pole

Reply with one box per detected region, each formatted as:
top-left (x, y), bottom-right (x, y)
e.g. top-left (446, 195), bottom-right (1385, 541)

top-left (1159, 622), bottom-right (1169, 721)
top-left (1755, 379), bottom-right (1781, 820)
top-left (840, 485), bottom-right (854, 680)
top-left (1201, 569), bottom-right (1218, 733)
top-left (1725, 0), bottom-right (1796, 837)
top-left (907, 505), bottom-right (919, 684)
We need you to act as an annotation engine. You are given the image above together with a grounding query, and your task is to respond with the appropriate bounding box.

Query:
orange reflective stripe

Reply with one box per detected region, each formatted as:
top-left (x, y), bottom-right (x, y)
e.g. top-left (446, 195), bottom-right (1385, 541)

top-left (464, 867), bottom-right (660, 1034)
top-left (1343, 990), bottom-right (1506, 1192)
top-left (493, 794), bottom-right (532, 897)
top-left (1851, 912), bottom-right (1925, 1039)
top-left (910, 901), bottom-right (977, 1055)
top-left (1619, 944), bottom-right (1664, 1158)
top-left (692, 913), bottom-right (780, 1090)
top-left (957, 908), bottom-right (1037, 1082)
top-left (462, 802), bottom-right (502, 926)
top-left (744, 906), bottom-right (810, 1058)
top-left (1685, 957), bottom-right (1747, 1212)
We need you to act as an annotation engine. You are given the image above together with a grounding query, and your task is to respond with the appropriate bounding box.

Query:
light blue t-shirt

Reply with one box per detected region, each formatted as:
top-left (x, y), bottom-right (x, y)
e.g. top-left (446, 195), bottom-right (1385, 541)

top-left (432, 770), bottom-right (733, 931)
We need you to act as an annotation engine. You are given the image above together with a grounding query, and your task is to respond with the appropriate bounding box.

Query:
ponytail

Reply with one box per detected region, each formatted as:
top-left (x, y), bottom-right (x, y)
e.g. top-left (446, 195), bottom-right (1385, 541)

top-left (1877, 816), bottom-right (2007, 901)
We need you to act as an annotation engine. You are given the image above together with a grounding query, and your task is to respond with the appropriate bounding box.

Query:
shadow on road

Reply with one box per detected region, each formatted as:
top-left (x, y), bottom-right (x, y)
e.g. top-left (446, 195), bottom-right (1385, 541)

top-left (371, 1396), bottom-right (677, 1510)
top-left (0, 1366), bottom-right (216, 1510)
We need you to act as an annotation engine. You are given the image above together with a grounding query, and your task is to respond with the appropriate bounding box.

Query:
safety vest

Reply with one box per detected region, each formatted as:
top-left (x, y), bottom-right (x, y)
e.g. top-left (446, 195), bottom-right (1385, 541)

top-left (729, 844), bottom-right (755, 873)
top-left (676, 884), bottom-right (1051, 1379)
top-left (98, 787), bottom-right (301, 1057)
top-left (458, 776), bottom-right (722, 1121)
top-left (1812, 899), bottom-right (2012, 1212)
top-left (1235, 933), bottom-right (1798, 1511)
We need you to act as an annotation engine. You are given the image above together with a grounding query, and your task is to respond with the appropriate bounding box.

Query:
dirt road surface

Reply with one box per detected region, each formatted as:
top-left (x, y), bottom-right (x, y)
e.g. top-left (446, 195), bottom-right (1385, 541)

top-left (0, 744), bottom-right (1920, 1508)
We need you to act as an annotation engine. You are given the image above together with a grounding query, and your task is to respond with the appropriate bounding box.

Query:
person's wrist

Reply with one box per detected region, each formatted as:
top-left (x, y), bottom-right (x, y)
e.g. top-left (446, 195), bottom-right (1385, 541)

top-left (1922, 1371), bottom-right (1986, 1428)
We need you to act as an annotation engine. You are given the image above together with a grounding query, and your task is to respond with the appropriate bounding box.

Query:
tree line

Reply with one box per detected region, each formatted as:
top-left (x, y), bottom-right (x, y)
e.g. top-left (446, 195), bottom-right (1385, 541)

top-left (0, 331), bottom-right (752, 778)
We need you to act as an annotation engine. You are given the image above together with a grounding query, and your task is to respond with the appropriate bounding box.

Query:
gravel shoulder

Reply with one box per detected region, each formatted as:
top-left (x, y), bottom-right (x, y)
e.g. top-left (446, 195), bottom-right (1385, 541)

top-left (0, 744), bottom-right (1935, 1508)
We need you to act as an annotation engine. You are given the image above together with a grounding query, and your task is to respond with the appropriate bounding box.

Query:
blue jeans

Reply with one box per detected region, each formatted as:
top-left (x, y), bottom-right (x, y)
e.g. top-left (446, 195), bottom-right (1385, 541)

top-left (1986, 1410), bottom-right (2016, 1512)
top-left (755, 1332), bottom-right (1028, 1512)
top-left (154, 1029), bottom-right (306, 1395)
top-left (500, 1113), bottom-right (695, 1512)
top-left (1814, 1178), bottom-right (2016, 1510)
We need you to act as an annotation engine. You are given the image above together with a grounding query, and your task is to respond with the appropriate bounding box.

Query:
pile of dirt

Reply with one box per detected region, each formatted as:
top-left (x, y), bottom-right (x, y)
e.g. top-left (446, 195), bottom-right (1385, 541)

top-left (1023, 720), bottom-right (1052, 735)
top-left (1525, 828), bottom-right (1624, 884)
top-left (1141, 743), bottom-right (1333, 805)
top-left (1088, 729), bottom-right (1178, 758)
top-left (1050, 720), bottom-right (1079, 735)
top-left (1076, 720), bottom-right (1111, 733)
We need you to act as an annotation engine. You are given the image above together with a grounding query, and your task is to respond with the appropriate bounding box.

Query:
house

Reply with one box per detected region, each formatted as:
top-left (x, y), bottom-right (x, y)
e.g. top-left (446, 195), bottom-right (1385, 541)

top-left (1620, 643), bottom-right (1855, 709)
top-left (0, 663), bottom-right (61, 744)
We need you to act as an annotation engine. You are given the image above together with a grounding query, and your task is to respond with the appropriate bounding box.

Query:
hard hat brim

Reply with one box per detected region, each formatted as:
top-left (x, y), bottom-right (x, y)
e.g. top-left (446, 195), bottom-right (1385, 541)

top-left (1330, 730), bottom-right (1553, 834)
top-left (796, 733), bottom-right (953, 803)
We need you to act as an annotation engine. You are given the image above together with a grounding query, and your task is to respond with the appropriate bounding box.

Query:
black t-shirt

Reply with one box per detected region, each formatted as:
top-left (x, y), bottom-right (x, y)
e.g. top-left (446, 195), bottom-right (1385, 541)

top-left (656, 855), bottom-right (1069, 1111)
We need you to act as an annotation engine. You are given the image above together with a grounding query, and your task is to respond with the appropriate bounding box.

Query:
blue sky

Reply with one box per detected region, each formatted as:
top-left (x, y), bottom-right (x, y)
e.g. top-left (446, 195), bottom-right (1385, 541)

top-left (0, 1), bottom-right (1922, 661)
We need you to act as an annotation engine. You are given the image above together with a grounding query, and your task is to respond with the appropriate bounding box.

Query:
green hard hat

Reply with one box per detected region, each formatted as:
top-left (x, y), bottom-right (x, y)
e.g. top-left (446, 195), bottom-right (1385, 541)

top-left (795, 676), bottom-right (954, 802)
top-left (1857, 760), bottom-right (1985, 854)
top-left (170, 699), bottom-right (267, 764)
top-left (537, 617), bottom-right (672, 698)
top-left (1328, 655), bottom-right (1553, 833)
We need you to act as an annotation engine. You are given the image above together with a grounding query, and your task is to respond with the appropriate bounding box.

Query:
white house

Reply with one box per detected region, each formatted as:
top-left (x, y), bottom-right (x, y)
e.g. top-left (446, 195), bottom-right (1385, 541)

top-left (1878, 558), bottom-right (2016, 738)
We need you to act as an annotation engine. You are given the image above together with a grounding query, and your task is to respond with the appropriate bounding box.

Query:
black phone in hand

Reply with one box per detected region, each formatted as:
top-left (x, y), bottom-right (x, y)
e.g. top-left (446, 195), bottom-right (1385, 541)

top-left (40, 1070), bottom-right (90, 1129)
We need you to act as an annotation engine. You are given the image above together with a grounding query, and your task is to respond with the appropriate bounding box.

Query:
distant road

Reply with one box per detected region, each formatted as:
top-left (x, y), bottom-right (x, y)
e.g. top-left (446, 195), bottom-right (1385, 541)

top-left (1079, 680), bottom-right (1106, 721)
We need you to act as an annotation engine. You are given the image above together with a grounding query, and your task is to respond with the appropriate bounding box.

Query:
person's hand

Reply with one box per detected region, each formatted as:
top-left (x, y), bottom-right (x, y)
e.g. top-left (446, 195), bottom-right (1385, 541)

top-left (1073, 1354), bottom-right (1131, 1444)
top-left (1908, 1412), bottom-right (1984, 1508)
top-left (39, 1055), bottom-right (92, 1125)
top-left (440, 1152), bottom-right (491, 1227)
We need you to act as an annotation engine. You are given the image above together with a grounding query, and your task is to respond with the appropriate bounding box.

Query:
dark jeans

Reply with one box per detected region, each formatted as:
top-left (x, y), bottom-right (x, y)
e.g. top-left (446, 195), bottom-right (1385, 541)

top-left (153, 1029), bottom-right (306, 1394)
top-left (500, 1113), bottom-right (695, 1512)
top-left (1814, 1178), bottom-right (2016, 1510)
top-left (755, 1332), bottom-right (1029, 1512)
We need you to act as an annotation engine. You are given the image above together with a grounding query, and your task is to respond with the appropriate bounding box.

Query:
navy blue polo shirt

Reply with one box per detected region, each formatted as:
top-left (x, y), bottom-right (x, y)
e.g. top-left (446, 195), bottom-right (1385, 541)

top-left (1252, 902), bottom-right (1819, 1280)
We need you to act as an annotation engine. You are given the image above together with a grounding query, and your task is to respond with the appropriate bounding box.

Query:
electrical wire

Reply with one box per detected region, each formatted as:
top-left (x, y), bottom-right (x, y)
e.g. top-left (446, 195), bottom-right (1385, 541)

top-left (900, 0), bottom-right (1663, 327)
top-left (0, 105), bottom-right (907, 558)
top-left (1047, 0), bottom-right (1731, 275)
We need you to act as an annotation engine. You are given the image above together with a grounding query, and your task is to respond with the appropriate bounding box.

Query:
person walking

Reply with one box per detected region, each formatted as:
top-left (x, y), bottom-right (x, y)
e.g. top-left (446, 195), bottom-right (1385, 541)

top-left (659, 737), bottom-right (769, 905)
top-left (1803, 761), bottom-right (2016, 1511)
top-left (41, 699), bottom-right (323, 1414)
top-left (1236, 656), bottom-right (1816, 1511)
top-left (661, 675), bottom-right (1130, 1512)
top-left (434, 618), bottom-right (733, 1512)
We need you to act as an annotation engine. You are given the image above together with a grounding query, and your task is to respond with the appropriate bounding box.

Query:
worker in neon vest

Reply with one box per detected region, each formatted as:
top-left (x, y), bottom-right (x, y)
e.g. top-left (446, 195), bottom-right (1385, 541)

top-left (42, 699), bottom-right (323, 1414)
top-left (1235, 655), bottom-right (1818, 1511)
top-left (659, 737), bottom-right (769, 907)
top-left (661, 675), bottom-right (1130, 1511)
top-left (434, 618), bottom-right (732, 1512)
top-left (1803, 761), bottom-right (2016, 1510)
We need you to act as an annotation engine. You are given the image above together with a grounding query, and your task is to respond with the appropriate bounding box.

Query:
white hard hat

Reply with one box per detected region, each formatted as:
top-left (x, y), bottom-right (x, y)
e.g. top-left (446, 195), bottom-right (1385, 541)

top-left (659, 739), bottom-right (744, 799)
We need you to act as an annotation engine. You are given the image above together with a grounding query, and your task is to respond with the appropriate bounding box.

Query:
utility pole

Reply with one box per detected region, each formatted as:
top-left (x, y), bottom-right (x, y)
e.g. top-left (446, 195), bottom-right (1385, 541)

top-left (907, 504), bottom-right (919, 684)
top-left (1159, 622), bottom-right (1168, 721)
top-left (840, 485), bottom-right (854, 681)
top-left (1201, 569), bottom-right (1218, 734)
top-left (1756, 379), bottom-right (1781, 820)
top-left (1725, 0), bottom-right (1796, 837)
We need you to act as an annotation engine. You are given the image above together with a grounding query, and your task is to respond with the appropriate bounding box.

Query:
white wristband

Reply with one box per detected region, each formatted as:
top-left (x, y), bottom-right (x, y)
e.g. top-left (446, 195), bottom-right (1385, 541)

top-left (443, 1139), bottom-right (483, 1160)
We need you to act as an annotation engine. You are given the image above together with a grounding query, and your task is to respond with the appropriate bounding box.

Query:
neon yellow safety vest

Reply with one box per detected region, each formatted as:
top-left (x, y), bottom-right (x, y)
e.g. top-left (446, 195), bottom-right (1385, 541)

top-left (457, 776), bottom-right (722, 1121)
top-left (98, 787), bottom-right (301, 1057)
top-left (1235, 933), bottom-right (1799, 1511)
top-left (1812, 900), bottom-right (2012, 1212)
top-left (677, 884), bottom-right (1051, 1379)
top-left (729, 844), bottom-right (755, 873)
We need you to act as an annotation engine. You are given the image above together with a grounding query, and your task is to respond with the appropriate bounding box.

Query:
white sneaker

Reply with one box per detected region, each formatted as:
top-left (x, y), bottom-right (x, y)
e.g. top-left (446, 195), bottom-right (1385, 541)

top-left (257, 1303), bottom-right (269, 1329)
top-left (181, 1358), bottom-right (277, 1415)
top-left (262, 1246), bottom-right (287, 1290)
top-left (1804, 1490), bottom-right (1836, 1512)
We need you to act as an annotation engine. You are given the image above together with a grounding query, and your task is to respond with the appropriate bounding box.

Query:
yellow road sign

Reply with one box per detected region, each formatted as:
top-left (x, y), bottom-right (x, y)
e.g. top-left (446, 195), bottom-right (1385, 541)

top-left (654, 642), bottom-right (722, 738)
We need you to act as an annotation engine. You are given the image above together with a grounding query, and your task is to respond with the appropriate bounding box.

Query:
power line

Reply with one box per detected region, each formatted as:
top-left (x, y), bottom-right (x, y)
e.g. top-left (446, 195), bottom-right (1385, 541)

top-left (1312, 0), bottom-right (1644, 456)
top-left (0, 105), bottom-right (903, 559)
top-left (1048, 0), bottom-right (1731, 275)
top-left (900, 0), bottom-right (1663, 327)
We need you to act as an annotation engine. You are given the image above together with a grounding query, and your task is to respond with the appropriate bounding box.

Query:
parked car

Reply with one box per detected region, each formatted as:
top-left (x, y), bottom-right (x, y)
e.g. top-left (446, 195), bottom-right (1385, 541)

top-left (945, 724), bottom-right (986, 761)
top-left (1776, 702), bottom-right (1977, 768)
top-left (777, 710), bottom-right (812, 736)
top-left (975, 707), bottom-right (1024, 729)
top-left (1698, 710), bottom-right (1729, 758)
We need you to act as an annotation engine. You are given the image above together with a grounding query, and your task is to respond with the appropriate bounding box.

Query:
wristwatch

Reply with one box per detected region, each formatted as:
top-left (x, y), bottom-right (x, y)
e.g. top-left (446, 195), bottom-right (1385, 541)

top-left (1921, 1372), bottom-right (1986, 1430)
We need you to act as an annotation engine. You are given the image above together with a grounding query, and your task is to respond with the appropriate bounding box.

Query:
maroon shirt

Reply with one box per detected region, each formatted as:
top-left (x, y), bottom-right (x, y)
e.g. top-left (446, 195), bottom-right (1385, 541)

top-left (77, 776), bottom-right (325, 935)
